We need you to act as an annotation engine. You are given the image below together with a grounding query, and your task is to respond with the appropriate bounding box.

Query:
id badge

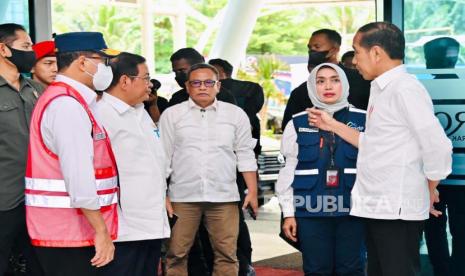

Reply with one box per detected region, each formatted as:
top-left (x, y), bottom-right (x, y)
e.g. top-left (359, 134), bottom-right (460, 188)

top-left (326, 169), bottom-right (339, 188)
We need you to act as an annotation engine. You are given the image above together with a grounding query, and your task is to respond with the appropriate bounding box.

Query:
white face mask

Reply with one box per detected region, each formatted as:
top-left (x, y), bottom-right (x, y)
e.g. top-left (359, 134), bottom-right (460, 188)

top-left (84, 58), bottom-right (113, 91)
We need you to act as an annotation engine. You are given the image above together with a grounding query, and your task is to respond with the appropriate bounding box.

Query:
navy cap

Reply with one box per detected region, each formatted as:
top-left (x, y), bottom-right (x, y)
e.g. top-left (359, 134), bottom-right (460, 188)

top-left (54, 32), bottom-right (120, 57)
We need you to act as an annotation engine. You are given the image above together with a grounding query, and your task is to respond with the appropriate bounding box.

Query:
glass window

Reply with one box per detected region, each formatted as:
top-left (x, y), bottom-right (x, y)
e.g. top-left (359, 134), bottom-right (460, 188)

top-left (0, 0), bottom-right (30, 31)
top-left (404, 0), bottom-right (465, 67)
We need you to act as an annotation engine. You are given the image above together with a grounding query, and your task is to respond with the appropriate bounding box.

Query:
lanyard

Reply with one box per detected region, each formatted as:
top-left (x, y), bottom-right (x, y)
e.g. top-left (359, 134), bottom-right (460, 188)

top-left (328, 132), bottom-right (337, 168)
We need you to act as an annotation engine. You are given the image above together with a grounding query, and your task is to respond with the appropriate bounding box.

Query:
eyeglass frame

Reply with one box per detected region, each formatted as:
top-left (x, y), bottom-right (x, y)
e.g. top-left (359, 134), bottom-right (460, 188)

top-left (86, 56), bottom-right (110, 66)
top-left (188, 79), bottom-right (219, 88)
top-left (128, 75), bottom-right (151, 84)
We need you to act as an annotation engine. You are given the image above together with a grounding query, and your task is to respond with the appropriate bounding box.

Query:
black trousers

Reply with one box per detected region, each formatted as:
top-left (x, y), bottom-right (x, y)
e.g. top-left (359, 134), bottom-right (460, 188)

top-left (424, 185), bottom-right (465, 276)
top-left (99, 239), bottom-right (162, 276)
top-left (34, 246), bottom-right (97, 276)
top-left (0, 204), bottom-right (43, 276)
top-left (365, 218), bottom-right (424, 276)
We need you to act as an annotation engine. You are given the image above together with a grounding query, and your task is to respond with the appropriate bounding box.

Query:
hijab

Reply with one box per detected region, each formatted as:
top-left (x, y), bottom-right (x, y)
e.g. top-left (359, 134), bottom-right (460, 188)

top-left (307, 63), bottom-right (350, 114)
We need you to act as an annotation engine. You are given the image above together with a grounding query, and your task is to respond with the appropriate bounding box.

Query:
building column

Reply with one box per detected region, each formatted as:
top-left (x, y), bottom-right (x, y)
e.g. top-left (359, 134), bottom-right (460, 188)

top-left (209, 0), bottom-right (265, 72)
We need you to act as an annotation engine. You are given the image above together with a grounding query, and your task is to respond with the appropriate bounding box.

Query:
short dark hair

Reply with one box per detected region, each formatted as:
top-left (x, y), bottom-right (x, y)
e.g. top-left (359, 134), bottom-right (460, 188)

top-left (357, 22), bottom-right (405, 60)
top-left (312, 29), bottom-right (342, 46)
top-left (0, 23), bottom-right (26, 45)
top-left (208, 58), bottom-right (233, 78)
top-left (150, 79), bottom-right (161, 91)
top-left (170, 47), bottom-right (205, 66)
top-left (424, 37), bottom-right (460, 69)
top-left (108, 52), bottom-right (146, 89)
top-left (186, 63), bottom-right (219, 81)
top-left (56, 51), bottom-right (98, 71)
top-left (341, 50), bottom-right (355, 62)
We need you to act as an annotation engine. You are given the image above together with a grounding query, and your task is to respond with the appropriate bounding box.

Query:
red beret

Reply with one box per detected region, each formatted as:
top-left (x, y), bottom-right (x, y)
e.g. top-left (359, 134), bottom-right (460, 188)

top-left (32, 41), bottom-right (56, 60)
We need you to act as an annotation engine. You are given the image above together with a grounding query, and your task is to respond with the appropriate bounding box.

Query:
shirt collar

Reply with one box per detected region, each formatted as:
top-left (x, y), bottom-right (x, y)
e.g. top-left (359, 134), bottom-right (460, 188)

top-left (0, 75), bottom-right (8, 87)
top-left (373, 64), bottom-right (406, 91)
top-left (101, 92), bottom-right (133, 114)
top-left (188, 97), bottom-right (218, 111)
top-left (55, 74), bottom-right (97, 105)
top-left (0, 74), bottom-right (32, 90)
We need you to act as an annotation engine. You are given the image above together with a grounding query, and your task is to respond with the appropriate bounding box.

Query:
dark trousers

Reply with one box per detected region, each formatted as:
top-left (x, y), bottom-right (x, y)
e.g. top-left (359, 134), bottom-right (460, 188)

top-left (424, 185), bottom-right (465, 276)
top-left (365, 218), bottom-right (424, 276)
top-left (0, 204), bottom-right (43, 276)
top-left (99, 239), bottom-right (162, 276)
top-left (237, 204), bottom-right (253, 275)
top-left (34, 246), bottom-right (97, 276)
top-left (296, 216), bottom-right (365, 276)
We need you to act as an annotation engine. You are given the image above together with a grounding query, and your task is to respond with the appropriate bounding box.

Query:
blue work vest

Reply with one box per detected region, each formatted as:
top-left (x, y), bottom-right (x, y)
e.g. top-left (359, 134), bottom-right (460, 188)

top-left (291, 107), bottom-right (366, 217)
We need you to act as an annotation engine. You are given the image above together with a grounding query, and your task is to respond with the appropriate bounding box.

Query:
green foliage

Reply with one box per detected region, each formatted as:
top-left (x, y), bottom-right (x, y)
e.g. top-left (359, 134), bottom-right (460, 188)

top-left (247, 5), bottom-right (374, 55)
top-left (51, 1), bottom-right (375, 72)
top-left (52, 2), bottom-right (142, 53)
top-left (238, 54), bottom-right (289, 99)
top-left (187, 0), bottom-right (227, 17)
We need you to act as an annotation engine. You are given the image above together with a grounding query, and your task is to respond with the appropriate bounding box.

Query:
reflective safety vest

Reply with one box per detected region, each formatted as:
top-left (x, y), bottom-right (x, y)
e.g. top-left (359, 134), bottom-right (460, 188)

top-left (291, 106), bottom-right (366, 217)
top-left (25, 82), bottom-right (118, 247)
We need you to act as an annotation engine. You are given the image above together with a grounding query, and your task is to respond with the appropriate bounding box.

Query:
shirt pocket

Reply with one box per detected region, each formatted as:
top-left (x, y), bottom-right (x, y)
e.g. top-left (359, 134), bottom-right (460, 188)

top-left (296, 133), bottom-right (320, 162)
top-left (215, 122), bottom-right (235, 149)
top-left (292, 169), bottom-right (319, 191)
top-left (0, 101), bottom-right (20, 133)
top-left (342, 142), bottom-right (358, 190)
top-left (342, 141), bottom-right (358, 168)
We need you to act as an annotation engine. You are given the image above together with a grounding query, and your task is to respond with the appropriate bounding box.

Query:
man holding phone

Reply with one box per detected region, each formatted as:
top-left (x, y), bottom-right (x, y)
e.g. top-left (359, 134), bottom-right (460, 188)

top-left (160, 63), bottom-right (258, 276)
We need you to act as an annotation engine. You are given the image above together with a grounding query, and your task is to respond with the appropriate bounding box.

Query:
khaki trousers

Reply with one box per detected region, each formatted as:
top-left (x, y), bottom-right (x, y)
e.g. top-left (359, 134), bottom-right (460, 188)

top-left (166, 202), bottom-right (239, 276)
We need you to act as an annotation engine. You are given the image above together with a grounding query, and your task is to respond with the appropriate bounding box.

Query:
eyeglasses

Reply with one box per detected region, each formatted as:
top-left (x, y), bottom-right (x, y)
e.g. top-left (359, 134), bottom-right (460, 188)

top-left (86, 56), bottom-right (110, 66)
top-left (129, 75), bottom-right (151, 84)
top-left (188, 80), bottom-right (218, 88)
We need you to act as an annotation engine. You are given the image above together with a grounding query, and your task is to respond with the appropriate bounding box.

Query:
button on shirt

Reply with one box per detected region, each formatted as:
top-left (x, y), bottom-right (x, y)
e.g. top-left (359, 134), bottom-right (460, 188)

top-left (159, 98), bottom-right (257, 202)
top-left (351, 65), bottom-right (452, 221)
top-left (98, 93), bottom-right (170, 241)
top-left (0, 76), bottom-right (43, 210)
top-left (41, 74), bottom-right (101, 210)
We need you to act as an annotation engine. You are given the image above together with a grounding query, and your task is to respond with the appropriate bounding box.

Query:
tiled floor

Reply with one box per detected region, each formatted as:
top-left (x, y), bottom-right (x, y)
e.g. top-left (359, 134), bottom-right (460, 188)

top-left (248, 196), bottom-right (440, 276)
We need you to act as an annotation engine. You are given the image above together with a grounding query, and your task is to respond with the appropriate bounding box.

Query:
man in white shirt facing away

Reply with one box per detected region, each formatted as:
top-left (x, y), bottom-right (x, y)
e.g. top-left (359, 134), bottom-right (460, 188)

top-left (97, 52), bottom-right (170, 276)
top-left (160, 63), bottom-right (258, 276)
top-left (309, 22), bottom-right (453, 276)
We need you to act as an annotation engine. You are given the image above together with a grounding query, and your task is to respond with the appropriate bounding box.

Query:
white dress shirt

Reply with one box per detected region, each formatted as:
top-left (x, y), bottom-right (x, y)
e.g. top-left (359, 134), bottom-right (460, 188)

top-left (97, 93), bottom-right (170, 241)
top-left (159, 98), bottom-right (257, 203)
top-left (41, 74), bottom-right (101, 210)
top-left (276, 120), bottom-right (299, 218)
top-left (351, 65), bottom-right (453, 221)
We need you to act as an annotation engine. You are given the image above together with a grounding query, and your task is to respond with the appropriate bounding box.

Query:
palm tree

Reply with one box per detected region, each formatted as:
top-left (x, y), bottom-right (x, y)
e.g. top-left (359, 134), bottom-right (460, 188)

top-left (238, 54), bottom-right (289, 133)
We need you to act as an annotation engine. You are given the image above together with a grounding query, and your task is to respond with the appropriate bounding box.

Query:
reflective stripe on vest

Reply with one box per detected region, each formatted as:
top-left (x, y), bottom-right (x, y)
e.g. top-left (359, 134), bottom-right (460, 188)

top-left (344, 168), bottom-right (357, 174)
top-left (295, 169), bottom-right (319, 175)
top-left (25, 177), bottom-right (117, 192)
top-left (295, 168), bottom-right (357, 175)
top-left (25, 190), bottom-right (117, 208)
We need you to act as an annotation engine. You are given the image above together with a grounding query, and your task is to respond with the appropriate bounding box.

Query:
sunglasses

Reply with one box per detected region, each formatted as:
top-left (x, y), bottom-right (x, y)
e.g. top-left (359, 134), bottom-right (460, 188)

top-left (188, 80), bottom-right (218, 88)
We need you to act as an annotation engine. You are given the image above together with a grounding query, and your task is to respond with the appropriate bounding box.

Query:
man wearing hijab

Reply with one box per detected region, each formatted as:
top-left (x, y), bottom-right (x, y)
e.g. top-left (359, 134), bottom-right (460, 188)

top-left (276, 63), bottom-right (366, 275)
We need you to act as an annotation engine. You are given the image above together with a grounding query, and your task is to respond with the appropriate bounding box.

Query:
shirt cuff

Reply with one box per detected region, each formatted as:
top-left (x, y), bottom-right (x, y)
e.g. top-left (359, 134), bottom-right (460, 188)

top-left (425, 168), bottom-right (452, 182)
top-left (71, 197), bottom-right (100, 210)
top-left (278, 195), bottom-right (295, 217)
top-left (237, 159), bottom-right (258, 172)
